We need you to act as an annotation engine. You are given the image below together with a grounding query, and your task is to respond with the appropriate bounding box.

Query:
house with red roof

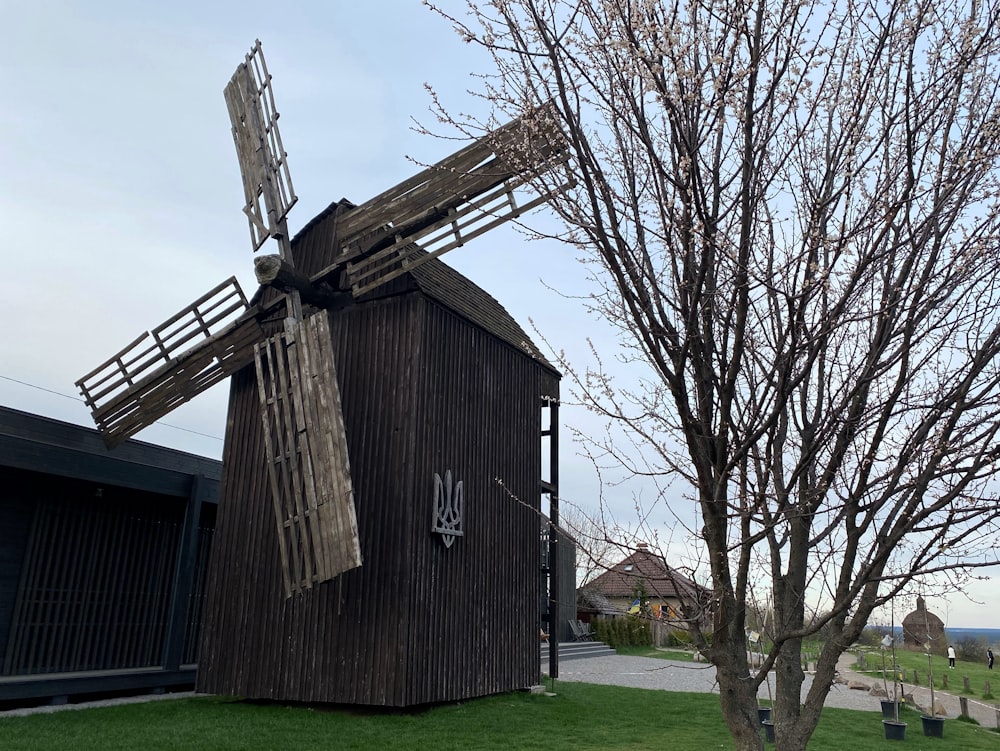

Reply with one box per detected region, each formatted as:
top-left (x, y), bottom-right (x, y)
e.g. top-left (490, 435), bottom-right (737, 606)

top-left (579, 543), bottom-right (712, 629)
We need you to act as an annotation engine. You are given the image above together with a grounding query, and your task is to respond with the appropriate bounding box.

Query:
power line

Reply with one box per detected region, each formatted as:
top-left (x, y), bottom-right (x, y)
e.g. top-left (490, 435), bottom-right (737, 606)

top-left (0, 374), bottom-right (81, 403)
top-left (0, 373), bottom-right (224, 442)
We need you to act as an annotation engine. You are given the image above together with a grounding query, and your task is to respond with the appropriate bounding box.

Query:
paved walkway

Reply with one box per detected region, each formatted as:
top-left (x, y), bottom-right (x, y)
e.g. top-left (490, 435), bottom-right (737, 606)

top-left (549, 651), bottom-right (1000, 728)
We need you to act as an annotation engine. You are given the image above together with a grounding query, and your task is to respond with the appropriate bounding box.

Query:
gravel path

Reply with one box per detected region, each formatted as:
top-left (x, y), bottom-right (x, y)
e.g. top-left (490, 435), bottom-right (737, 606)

top-left (553, 654), bottom-right (882, 713)
top-left (835, 654), bottom-right (1000, 728)
top-left (550, 651), bottom-right (1000, 727)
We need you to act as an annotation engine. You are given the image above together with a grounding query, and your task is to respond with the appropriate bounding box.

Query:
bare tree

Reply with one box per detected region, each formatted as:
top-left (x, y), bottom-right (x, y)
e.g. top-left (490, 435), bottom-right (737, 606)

top-left (557, 502), bottom-right (620, 586)
top-left (427, 0), bottom-right (1000, 748)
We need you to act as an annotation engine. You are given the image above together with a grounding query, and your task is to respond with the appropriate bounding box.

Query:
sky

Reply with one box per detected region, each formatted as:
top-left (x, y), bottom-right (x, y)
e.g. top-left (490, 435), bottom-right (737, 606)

top-left (0, 2), bottom-right (606, 464)
top-left (3, 0), bottom-right (998, 628)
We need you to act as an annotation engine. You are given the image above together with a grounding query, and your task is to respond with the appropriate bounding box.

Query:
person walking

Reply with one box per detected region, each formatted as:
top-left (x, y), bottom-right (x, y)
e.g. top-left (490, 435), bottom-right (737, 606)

top-left (988, 648), bottom-right (994, 670)
top-left (948, 644), bottom-right (957, 669)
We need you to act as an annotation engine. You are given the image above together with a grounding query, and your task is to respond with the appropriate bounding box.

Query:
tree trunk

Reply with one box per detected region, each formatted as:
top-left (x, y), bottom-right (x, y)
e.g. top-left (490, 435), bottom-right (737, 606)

top-left (775, 637), bottom-right (804, 722)
top-left (715, 635), bottom-right (765, 751)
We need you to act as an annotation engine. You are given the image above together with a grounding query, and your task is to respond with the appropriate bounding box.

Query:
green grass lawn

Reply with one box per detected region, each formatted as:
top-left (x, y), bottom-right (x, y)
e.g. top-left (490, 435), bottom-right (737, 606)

top-left (0, 682), bottom-right (997, 751)
top-left (858, 648), bottom-right (999, 699)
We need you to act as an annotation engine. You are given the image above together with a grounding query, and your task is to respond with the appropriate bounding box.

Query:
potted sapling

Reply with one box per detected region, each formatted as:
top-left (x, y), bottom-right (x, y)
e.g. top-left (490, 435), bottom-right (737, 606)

top-left (881, 633), bottom-right (907, 740)
top-left (921, 640), bottom-right (945, 737)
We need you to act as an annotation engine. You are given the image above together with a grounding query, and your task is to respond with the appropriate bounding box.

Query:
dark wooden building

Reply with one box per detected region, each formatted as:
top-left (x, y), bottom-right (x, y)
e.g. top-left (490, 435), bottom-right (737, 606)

top-left (197, 200), bottom-right (562, 706)
top-left (540, 519), bottom-right (577, 643)
top-left (0, 406), bottom-right (219, 704)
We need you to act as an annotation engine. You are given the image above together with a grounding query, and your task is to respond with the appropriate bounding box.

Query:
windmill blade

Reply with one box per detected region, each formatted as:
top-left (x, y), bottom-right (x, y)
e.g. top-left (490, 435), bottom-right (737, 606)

top-left (224, 39), bottom-right (297, 253)
top-left (255, 312), bottom-right (361, 596)
top-left (312, 104), bottom-right (575, 297)
top-left (76, 278), bottom-right (264, 447)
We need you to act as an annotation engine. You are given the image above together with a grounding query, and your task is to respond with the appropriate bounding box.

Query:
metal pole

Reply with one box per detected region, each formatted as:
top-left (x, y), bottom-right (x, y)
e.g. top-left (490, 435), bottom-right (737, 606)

top-left (548, 397), bottom-right (560, 681)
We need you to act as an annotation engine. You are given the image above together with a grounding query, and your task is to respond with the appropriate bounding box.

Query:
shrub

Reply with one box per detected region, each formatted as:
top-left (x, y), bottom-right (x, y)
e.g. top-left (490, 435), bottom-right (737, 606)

top-left (954, 634), bottom-right (987, 662)
top-left (593, 615), bottom-right (652, 648)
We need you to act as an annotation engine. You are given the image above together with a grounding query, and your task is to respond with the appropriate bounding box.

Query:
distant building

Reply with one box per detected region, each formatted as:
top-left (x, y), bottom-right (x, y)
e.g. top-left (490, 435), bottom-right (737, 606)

top-left (579, 543), bottom-right (711, 628)
top-left (902, 596), bottom-right (947, 651)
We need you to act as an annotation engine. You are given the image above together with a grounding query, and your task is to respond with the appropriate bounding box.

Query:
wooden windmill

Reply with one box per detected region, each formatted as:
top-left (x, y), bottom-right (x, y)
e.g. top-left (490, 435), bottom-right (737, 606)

top-left (76, 41), bottom-right (571, 599)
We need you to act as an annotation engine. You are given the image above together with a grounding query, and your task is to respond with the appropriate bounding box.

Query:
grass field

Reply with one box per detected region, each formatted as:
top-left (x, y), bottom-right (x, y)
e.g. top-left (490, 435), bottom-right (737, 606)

top-left (858, 647), bottom-right (1000, 699)
top-left (0, 682), bottom-right (997, 750)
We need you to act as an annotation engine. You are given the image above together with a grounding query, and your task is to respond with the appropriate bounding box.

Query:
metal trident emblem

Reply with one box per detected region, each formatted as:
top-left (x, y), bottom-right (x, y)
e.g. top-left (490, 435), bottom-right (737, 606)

top-left (432, 470), bottom-right (464, 548)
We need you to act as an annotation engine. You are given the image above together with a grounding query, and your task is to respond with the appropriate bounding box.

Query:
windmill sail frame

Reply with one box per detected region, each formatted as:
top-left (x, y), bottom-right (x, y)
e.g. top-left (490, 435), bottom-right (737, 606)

top-left (75, 277), bottom-right (263, 447)
top-left (77, 42), bottom-right (572, 608)
top-left (224, 39), bottom-right (298, 253)
top-left (254, 312), bottom-right (361, 596)
top-left (314, 105), bottom-right (574, 296)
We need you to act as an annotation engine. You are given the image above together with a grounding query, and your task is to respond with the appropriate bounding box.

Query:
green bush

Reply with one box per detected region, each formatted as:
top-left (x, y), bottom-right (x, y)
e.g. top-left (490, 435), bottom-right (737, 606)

top-left (954, 634), bottom-right (987, 662)
top-left (593, 615), bottom-right (652, 648)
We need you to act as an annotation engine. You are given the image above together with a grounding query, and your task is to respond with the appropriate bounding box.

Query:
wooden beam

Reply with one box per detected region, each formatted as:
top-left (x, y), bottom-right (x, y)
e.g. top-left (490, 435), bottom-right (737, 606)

top-left (0, 668), bottom-right (196, 701)
top-left (254, 254), bottom-right (345, 308)
top-left (0, 434), bottom-right (219, 499)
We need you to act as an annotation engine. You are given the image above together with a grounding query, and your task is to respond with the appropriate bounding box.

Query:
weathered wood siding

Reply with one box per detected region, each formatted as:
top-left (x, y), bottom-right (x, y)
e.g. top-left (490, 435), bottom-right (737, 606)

top-left (404, 298), bottom-right (545, 701)
top-left (198, 288), bottom-right (558, 705)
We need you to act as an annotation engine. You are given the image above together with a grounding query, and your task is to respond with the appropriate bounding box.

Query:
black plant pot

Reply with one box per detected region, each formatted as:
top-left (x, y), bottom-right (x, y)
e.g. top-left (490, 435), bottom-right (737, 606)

top-left (880, 700), bottom-right (900, 719)
top-left (762, 720), bottom-right (775, 743)
top-left (757, 707), bottom-right (772, 725)
top-left (882, 720), bottom-right (907, 741)
top-left (921, 715), bottom-right (945, 737)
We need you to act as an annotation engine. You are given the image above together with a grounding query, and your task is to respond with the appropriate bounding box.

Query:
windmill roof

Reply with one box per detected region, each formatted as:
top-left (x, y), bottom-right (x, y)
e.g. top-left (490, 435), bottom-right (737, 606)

top-left (586, 545), bottom-right (710, 601)
top-left (407, 258), bottom-right (557, 373)
top-left (290, 199), bottom-right (558, 375)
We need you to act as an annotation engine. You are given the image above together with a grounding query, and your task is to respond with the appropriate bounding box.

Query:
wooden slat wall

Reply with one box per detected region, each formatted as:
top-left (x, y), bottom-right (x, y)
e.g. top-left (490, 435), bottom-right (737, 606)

top-left (2, 490), bottom-right (183, 675)
top-left (0, 410), bottom-right (221, 702)
top-left (0, 491), bottom-right (32, 664)
top-left (198, 291), bottom-right (558, 705)
top-left (540, 524), bottom-right (577, 643)
top-left (181, 517), bottom-right (216, 665)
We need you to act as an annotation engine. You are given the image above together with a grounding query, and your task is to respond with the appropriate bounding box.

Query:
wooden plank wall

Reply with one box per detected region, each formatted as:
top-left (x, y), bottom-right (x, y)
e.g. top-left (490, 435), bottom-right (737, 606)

top-left (198, 299), bottom-right (414, 705)
top-left (403, 299), bottom-right (546, 702)
top-left (198, 292), bottom-right (558, 705)
top-left (553, 525), bottom-right (578, 643)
